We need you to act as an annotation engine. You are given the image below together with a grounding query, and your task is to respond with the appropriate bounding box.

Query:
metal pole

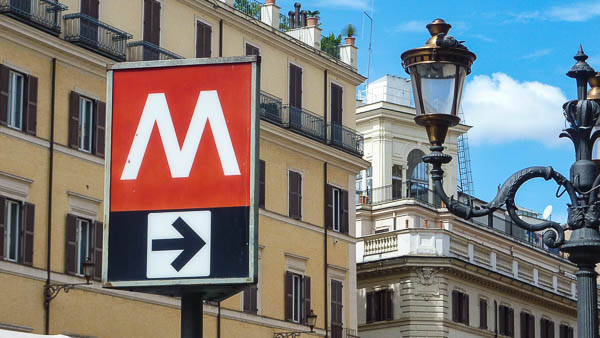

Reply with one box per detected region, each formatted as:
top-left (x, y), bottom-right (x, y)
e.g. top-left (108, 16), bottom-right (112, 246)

top-left (576, 265), bottom-right (598, 338)
top-left (181, 294), bottom-right (203, 338)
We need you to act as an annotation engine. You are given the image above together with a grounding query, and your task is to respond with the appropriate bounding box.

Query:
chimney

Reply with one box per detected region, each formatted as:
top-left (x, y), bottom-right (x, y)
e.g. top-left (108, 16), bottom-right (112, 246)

top-left (284, 2), bottom-right (322, 49)
top-left (219, 0), bottom-right (234, 6)
top-left (339, 39), bottom-right (357, 69)
top-left (260, 0), bottom-right (280, 29)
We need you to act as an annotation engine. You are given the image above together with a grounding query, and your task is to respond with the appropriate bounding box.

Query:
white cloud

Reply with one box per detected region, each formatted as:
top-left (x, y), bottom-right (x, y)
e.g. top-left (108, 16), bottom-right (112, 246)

top-left (514, 1), bottom-right (600, 22)
top-left (393, 20), bottom-right (428, 33)
top-left (521, 48), bottom-right (553, 60)
top-left (461, 73), bottom-right (568, 146)
top-left (315, 0), bottom-right (369, 10)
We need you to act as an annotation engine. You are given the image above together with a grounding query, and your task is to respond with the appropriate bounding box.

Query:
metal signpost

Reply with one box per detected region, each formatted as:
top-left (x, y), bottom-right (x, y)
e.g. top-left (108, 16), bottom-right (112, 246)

top-left (103, 56), bottom-right (260, 338)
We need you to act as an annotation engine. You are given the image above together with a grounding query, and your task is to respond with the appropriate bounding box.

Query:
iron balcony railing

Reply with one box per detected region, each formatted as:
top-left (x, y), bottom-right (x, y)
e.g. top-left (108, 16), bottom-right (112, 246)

top-left (283, 105), bottom-right (325, 141)
top-left (0, 0), bottom-right (67, 35)
top-left (356, 182), bottom-right (443, 209)
top-left (127, 40), bottom-right (183, 62)
top-left (259, 91), bottom-right (283, 125)
top-left (63, 13), bottom-right (132, 61)
top-left (328, 122), bottom-right (364, 157)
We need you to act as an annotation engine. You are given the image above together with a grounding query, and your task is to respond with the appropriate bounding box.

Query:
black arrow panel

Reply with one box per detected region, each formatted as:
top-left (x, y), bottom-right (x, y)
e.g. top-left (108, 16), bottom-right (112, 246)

top-left (107, 206), bottom-right (249, 282)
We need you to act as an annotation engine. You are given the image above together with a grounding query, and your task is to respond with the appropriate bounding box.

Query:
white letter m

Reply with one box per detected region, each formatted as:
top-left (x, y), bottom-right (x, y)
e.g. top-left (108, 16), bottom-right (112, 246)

top-left (120, 91), bottom-right (241, 180)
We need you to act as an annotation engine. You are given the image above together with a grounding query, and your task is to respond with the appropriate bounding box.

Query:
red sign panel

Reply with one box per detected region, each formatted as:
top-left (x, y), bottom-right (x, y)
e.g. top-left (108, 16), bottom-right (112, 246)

top-left (110, 63), bottom-right (253, 212)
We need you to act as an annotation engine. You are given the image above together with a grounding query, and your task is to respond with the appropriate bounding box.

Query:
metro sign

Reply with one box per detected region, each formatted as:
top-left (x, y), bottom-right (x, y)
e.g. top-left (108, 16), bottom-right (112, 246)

top-left (103, 57), bottom-right (259, 296)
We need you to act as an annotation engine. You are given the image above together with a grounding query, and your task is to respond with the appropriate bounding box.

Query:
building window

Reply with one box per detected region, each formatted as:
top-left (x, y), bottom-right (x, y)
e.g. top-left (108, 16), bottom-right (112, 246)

top-left (452, 290), bottom-right (469, 325)
top-left (65, 214), bottom-right (102, 280)
top-left (8, 71), bottom-right (24, 130)
top-left (407, 149), bottom-right (428, 203)
top-left (355, 171), bottom-right (363, 192)
top-left (0, 65), bottom-right (38, 135)
top-left (330, 83), bottom-right (343, 125)
top-left (366, 289), bottom-right (393, 323)
top-left (288, 170), bottom-right (302, 220)
top-left (289, 63), bottom-right (302, 109)
top-left (0, 196), bottom-right (35, 265)
top-left (259, 160), bottom-right (265, 209)
top-left (520, 312), bottom-right (535, 338)
top-left (541, 318), bottom-right (555, 338)
top-left (331, 279), bottom-right (343, 338)
top-left (79, 97), bottom-right (94, 153)
top-left (326, 185), bottom-right (348, 233)
top-left (196, 20), bottom-right (212, 58)
top-left (559, 323), bottom-right (573, 338)
top-left (366, 167), bottom-right (372, 201)
top-left (498, 305), bottom-right (514, 337)
top-left (69, 92), bottom-right (106, 157)
top-left (243, 284), bottom-right (258, 314)
top-left (479, 298), bottom-right (487, 330)
top-left (143, 0), bottom-right (161, 45)
top-left (245, 43), bottom-right (260, 56)
top-left (392, 164), bottom-right (402, 199)
top-left (285, 271), bottom-right (310, 324)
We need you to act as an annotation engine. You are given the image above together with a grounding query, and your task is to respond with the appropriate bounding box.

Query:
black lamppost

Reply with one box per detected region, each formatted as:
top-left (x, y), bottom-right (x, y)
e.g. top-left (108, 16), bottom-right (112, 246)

top-left (402, 19), bottom-right (600, 338)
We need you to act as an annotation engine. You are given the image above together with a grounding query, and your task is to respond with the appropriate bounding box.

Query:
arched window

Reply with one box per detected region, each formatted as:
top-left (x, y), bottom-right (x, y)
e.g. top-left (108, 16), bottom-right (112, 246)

top-left (407, 149), bottom-right (428, 202)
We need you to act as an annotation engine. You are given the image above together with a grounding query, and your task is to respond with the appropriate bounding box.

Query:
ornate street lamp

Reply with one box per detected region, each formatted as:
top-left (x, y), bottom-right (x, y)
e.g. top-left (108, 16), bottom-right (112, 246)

top-left (402, 19), bottom-right (600, 338)
top-left (44, 258), bottom-right (94, 308)
top-left (273, 309), bottom-right (317, 337)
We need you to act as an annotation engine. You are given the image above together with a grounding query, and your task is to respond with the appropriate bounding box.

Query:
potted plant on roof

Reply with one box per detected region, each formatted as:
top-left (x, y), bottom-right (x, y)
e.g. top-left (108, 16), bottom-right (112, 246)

top-left (307, 10), bottom-right (320, 27)
top-left (342, 23), bottom-right (356, 46)
top-left (265, 0), bottom-right (276, 5)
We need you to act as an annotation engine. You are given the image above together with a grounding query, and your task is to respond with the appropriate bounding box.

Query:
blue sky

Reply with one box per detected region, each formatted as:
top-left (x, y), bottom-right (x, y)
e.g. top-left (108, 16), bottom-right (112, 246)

top-left (274, 0), bottom-right (600, 222)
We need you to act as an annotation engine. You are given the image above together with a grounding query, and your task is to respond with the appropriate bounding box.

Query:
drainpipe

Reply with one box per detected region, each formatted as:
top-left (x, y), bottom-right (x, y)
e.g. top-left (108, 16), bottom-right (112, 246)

top-left (323, 69), bottom-right (327, 144)
top-left (323, 162), bottom-right (328, 338)
top-left (44, 57), bottom-right (57, 335)
top-left (219, 19), bottom-right (223, 57)
top-left (217, 301), bottom-right (221, 338)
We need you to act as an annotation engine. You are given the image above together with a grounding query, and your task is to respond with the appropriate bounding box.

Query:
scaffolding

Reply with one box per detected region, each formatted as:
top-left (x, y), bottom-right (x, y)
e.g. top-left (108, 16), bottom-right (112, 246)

top-left (457, 108), bottom-right (474, 203)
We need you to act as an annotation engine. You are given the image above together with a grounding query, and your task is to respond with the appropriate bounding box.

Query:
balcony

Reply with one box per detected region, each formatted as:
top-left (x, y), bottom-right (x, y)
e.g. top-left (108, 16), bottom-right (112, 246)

top-left (283, 105), bottom-right (325, 142)
top-left (259, 91), bottom-right (283, 125)
top-left (357, 183), bottom-right (442, 209)
top-left (63, 13), bottom-right (132, 61)
top-left (328, 123), bottom-right (364, 156)
top-left (127, 40), bottom-right (183, 62)
top-left (0, 0), bottom-right (67, 35)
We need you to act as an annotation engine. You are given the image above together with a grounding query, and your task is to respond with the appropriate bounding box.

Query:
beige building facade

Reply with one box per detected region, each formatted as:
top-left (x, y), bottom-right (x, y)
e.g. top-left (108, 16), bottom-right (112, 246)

top-left (354, 77), bottom-right (578, 338)
top-left (0, 0), bottom-right (368, 336)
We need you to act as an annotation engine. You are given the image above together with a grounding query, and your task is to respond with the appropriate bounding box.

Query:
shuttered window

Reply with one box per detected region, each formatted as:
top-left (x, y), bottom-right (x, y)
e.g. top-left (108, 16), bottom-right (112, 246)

top-left (452, 290), bottom-right (469, 326)
top-left (366, 289), bottom-right (393, 323)
top-left (65, 214), bottom-right (103, 280)
top-left (541, 318), bottom-right (555, 338)
top-left (520, 312), bottom-right (535, 338)
top-left (69, 91), bottom-right (106, 158)
top-left (559, 324), bottom-right (573, 338)
top-left (330, 83), bottom-right (343, 125)
top-left (499, 305), bottom-right (515, 337)
top-left (331, 280), bottom-right (343, 338)
top-left (0, 65), bottom-right (37, 135)
top-left (245, 43), bottom-right (260, 56)
top-left (288, 170), bottom-right (302, 220)
top-left (196, 21), bottom-right (212, 58)
top-left (284, 271), bottom-right (310, 323)
top-left (243, 284), bottom-right (258, 314)
top-left (259, 160), bottom-right (265, 209)
top-left (289, 64), bottom-right (302, 108)
top-left (80, 0), bottom-right (99, 18)
top-left (143, 0), bottom-right (160, 45)
top-left (479, 298), bottom-right (487, 330)
top-left (326, 185), bottom-right (349, 234)
top-left (0, 196), bottom-right (34, 266)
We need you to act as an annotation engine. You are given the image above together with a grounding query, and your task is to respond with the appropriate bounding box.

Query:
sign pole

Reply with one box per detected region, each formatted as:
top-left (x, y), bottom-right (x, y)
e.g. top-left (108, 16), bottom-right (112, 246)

top-left (181, 293), bottom-right (203, 338)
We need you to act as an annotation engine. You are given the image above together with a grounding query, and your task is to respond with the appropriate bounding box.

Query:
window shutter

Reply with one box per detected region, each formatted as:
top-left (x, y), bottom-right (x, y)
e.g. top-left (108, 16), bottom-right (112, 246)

top-left (0, 65), bottom-right (8, 126)
top-left (499, 306), bottom-right (506, 334)
top-left (480, 299), bottom-right (487, 329)
top-left (325, 185), bottom-right (333, 229)
top-left (331, 84), bottom-right (343, 125)
top-left (549, 321), bottom-right (554, 338)
top-left (284, 271), bottom-right (293, 321)
top-left (295, 66), bottom-right (302, 108)
top-left (341, 189), bottom-right (349, 234)
top-left (93, 221), bottom-right (103, 280)
top-left (303, 275), bottom-right (311, 324)
top-left (69, 92), bottom-right (80, 149)
top-left (520, 313), bottom-right (526, 338)
top-left (529, 315), bottom-right (535, 338)
top-left (196, 22), bottom-right (203, 57)
top-left (143, 0), bottom-right (152, 43)
top-left (94, 100), bottom-right (106, 157)
top-left (150, 0), bottom-right (161, 45)
top-left (21, 202), bottom-right (34, 266)
top-left (0, 196), bottom-right (5, 260)
top-left (452, 290), bottom-right (459, 322)
top-left (243, 285), bottom-right (258, 313)
top-left (259, 160), bottom-right (265, 209)
top-left (366, 291), bottom-right (374, 323)
top-left (203, 24), bottom-right (212, 58)
top-left (385, 289), bottom-right (393, 321)
top-left (23, 75), bottom-right (37, 135)
top-left (289, 171), bottom-right (301, 219)
top-left (65, 214), bottom-right (77, 275)
top-left (289, 64), bottom-right (297, 108)
top-left (568, 327), bottom-right (573, 338)
top-left (509, 307), bottom-right (514, 337)
top-left (462, 293), bottom-right (469, 325)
